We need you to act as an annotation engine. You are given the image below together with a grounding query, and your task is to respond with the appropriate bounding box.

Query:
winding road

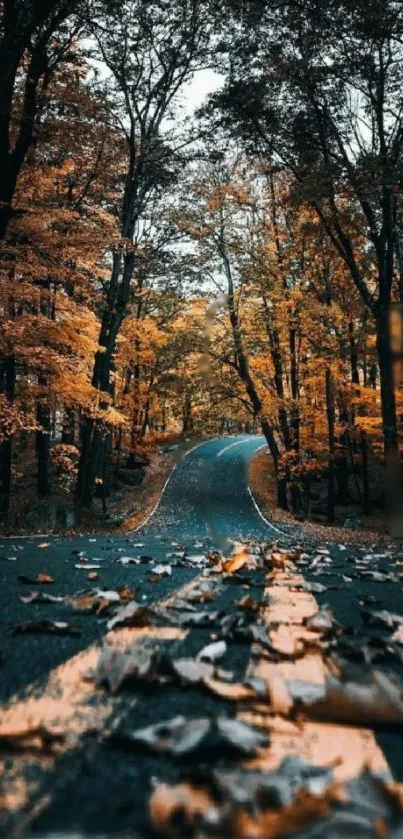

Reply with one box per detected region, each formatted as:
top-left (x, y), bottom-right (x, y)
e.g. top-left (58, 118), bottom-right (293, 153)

top-left (0, 435), bottom-right (282, 704)
top-left (1, 434), bottom-right (403, 836)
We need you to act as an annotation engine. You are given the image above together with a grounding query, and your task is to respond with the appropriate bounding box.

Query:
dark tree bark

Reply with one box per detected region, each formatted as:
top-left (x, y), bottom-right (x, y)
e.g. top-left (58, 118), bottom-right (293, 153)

top-left (220, 240), bottom-right (287, 508)
top-left (0, 0), bottom-right (79, 239)
top-left (0, 354), bottom-right (16, 521)
top-left (360, 430), bottom-right (371, 515)
top-left (75, 0), bottom-right (207, 508)
top-left (325, 367), bottom-right (336, 524)
top-left (36, 377), bottom-right (51, 497)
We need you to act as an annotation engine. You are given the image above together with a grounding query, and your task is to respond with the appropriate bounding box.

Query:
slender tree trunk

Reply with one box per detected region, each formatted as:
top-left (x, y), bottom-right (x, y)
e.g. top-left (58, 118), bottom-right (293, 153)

top-left (36, 376), bottom-right (51, 497)
top-left (140, 398), bottom-right (151, 439)
top-left (348, 320), bottom-right (360, 385)
top-left (360, 430), bottom-right (370, 515)
top-left (0, 355), bottom-right (16, 521)
top-left (222, 246), bottom-right (286, 507)
top-left (182, 391), bottom-right (193, 434)
top-left (376, 307), bottom-right (398, 456)
top-left (325, 368), bottom-right (336, 524)
top-left (61, 407), bottom-right (75, 445)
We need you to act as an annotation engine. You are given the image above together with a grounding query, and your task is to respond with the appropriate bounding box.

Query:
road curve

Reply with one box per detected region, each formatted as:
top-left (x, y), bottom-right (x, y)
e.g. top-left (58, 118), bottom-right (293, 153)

top-left (0, 435), bottom-right (279, 705)
top-left (2, 435), bottom-right (403, 837)
top-left (140, 434), bottom-right (284, 548)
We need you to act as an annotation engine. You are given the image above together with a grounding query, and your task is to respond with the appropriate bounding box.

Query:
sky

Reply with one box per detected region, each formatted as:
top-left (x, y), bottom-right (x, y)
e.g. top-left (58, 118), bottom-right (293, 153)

top-left (183, 68), bottom-right (223, 114)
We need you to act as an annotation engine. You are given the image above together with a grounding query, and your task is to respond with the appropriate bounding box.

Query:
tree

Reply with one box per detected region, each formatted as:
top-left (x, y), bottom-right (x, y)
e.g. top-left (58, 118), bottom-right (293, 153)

top-left (0, 0), bottom-right (86, 239)
top-left (75, 0), bottom-right (211, 508)
top-left (211, 0), bottom-right (403, 463)
top-left (0, 46), bottom-right (118, 520)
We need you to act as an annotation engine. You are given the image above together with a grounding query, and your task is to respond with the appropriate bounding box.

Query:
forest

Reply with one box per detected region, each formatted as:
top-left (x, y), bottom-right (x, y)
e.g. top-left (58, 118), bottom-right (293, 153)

top-left (1, 0), bottom-right (403, 531)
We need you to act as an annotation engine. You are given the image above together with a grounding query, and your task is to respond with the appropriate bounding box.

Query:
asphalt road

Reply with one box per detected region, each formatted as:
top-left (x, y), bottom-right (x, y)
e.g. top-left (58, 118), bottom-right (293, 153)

top-left (1, 434), bottom-right (403, 837)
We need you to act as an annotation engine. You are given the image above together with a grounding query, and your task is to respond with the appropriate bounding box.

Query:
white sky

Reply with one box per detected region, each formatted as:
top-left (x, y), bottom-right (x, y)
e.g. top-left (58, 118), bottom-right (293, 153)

top-left (181, 68), bottom-right (223, 114)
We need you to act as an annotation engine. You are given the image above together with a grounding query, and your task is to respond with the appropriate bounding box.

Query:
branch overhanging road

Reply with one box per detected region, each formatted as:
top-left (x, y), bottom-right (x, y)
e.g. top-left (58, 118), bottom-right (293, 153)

top-left (1, 434), bottom-right (403, 837)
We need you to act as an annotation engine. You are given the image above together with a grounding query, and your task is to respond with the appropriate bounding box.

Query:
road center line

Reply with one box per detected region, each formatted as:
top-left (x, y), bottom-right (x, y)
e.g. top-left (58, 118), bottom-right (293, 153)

top-left (216, 438), bottom-right (251, 458)
top-left (239, 558), bottom-right (391, 782)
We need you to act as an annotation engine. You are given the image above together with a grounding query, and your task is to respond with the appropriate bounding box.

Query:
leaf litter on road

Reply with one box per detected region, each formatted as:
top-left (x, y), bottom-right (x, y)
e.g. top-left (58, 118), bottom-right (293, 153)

top-left (11, 619), bottom-right (82, 636)
top-left (107, 715), bottom-right (267, 758)
top-left (7, 537), bottom-right (403, 837)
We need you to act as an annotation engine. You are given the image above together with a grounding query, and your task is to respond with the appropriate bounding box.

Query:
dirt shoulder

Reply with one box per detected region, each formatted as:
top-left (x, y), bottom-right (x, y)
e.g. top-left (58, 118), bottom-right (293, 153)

top-left (249, 448), bottom-right (399, 547)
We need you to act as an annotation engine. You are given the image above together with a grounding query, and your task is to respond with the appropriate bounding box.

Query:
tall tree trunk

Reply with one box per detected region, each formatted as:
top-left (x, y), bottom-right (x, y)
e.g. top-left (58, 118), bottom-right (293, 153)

top-left (348, 320), bottom-right (360, 385)
top-left (360, 430), bottom-right (371, 515)
top-left (0, 355), bottom-right (16, 521)
top-left (61, 407), bottom-right (75, 445)
top-left (376, 306), bottom-right (398, 456)
top-left (36, 376), bottom-right (51, 497)
top-left (182, 391), bottom-right (193, 434)
top-left (325, 367), bottom-right (336, 524)
top-left (222, 244), bottom-right (286, 508)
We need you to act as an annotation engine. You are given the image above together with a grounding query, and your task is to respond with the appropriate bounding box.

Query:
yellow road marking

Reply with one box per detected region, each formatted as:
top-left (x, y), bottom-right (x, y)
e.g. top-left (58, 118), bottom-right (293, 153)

top-left (240, 562), bottom-right (392, 782)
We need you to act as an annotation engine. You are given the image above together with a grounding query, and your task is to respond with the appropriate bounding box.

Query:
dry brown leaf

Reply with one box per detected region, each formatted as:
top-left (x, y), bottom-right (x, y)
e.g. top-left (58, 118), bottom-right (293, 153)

top-left (206, 550), bottom-right (222, 566)
top-left (223, 546), bottom-right (250, 574)
top-left (117, 585), bottom-right (136, 602)
top-left (237, 594), bottom-right (260, 612)
top-left (203, 676), bottom-right (257, 701)
top-left (36, 573), bottom-right (54, 584)
top-left (68, 595), bottom-right (110, 614)
top-left (303, 669), bottom-right (403, 726)
top-left (149, 782), bottom-right (212, 836)
top-left (107, 601), bottom-right (156, 631)
top-left (231, 786), bottom-right (339, 838)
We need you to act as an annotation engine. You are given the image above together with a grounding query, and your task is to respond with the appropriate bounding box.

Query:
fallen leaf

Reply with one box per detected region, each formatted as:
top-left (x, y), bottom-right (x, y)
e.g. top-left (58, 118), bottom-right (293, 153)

top-left (75, 564), bottom-right (101, 570)
top-left (306, 608), bottom-right (338, 634)
top-left (149, 782), bottom-right (212, 836)
top-left (20, 591), bottom-right (63, 605)
top-left (18, 573), bottom-right (54, 585)
top-left (302, 582), bottom-right (328, 594)
top-left (223, 546), bottom-right (250, 574)
top-left (92, 645), bottom-right (163, 692)
top-left (196, 640), bottom-right (227, 662)
top-left (68, 595), bottom-right (110, 615)
top-left (117, 585), bottom-right (136, 602)
top-left (111, 715), bottom-right (267, 758)
top-left (202, 676), bottom-right (257, 701)
top-left (107, 601), bottom-right (157, 631)
top-left (109, 716), bottom-right (210, 755)
top-left (171, 658), bottom-right (219, 684)
top-left (362, 609), bottom-right (403, 630)
top-left (117, 556), bottom-right (141, 566)
top-left (237, 594), bottom-right (259, 612)
top-left (12, 620), bottom-right (81, 636)
top-left (206, 550), bottom-right (222, 566)
top-left (168, 610), bottom-right (220, 627)
top-left (152, 563), bottom-right (172, 576)
top-left (297, 667), bottom-right (403, 726)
